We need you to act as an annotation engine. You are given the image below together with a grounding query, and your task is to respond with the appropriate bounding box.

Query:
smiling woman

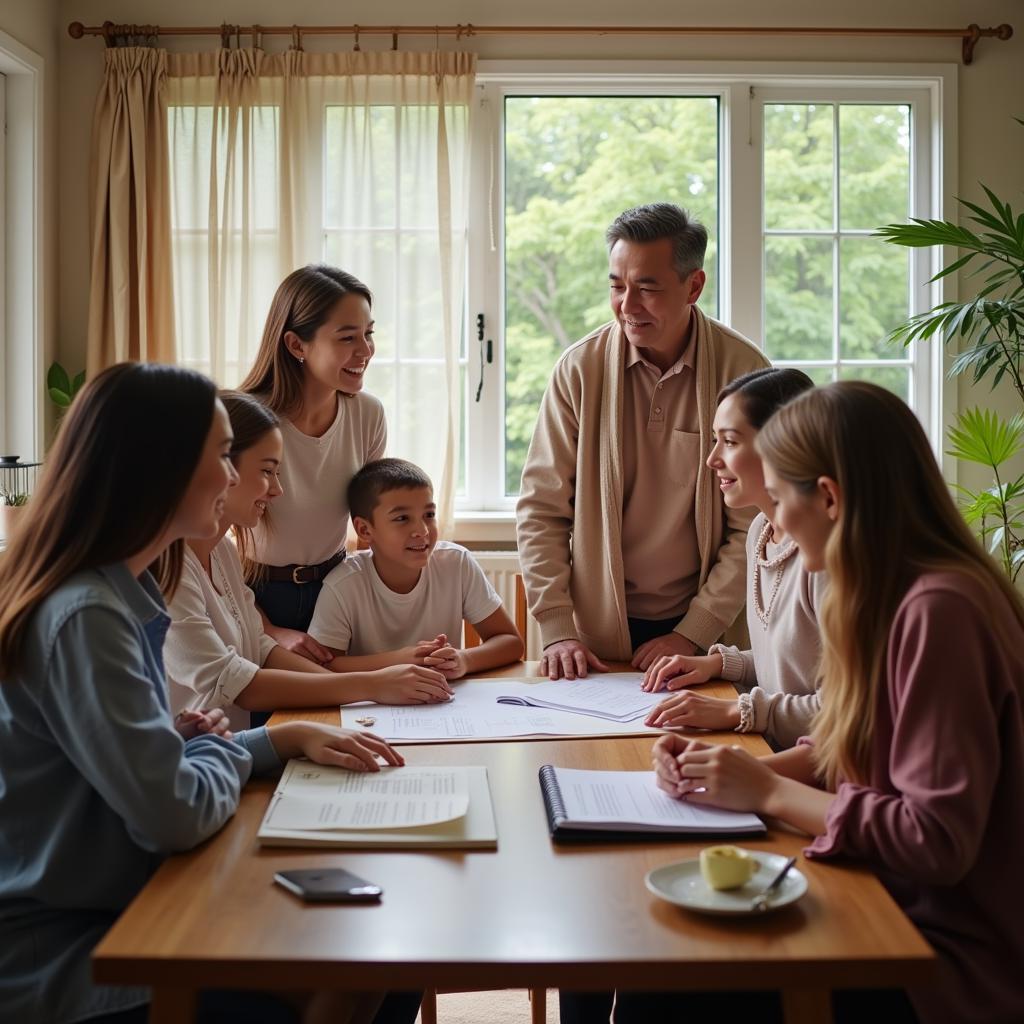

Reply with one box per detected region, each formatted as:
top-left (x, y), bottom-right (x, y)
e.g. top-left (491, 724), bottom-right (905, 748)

top-left (238, 265), bottom-right (387, 660)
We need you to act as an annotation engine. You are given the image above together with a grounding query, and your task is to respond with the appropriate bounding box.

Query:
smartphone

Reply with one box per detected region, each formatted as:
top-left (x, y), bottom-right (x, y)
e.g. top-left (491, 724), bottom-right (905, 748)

top-left (273, 868), bottom-right (383, 903)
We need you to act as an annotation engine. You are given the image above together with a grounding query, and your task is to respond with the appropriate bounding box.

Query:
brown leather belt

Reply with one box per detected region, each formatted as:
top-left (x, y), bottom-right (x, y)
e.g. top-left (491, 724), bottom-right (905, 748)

top-left (259, 550), bottom-right (346, 585)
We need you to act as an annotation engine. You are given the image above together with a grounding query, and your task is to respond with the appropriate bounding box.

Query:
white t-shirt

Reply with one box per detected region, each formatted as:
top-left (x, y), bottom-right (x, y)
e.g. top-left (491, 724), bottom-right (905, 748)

top-left (165, 536), bottom-right (278, 731)
top-left (252, 392), bottom-right (387, 567)
top-left (308, 542), bottom-right (503, 655)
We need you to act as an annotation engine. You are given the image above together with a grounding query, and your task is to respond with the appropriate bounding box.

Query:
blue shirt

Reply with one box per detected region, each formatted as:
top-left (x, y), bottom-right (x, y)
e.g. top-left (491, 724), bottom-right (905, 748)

top-left (0, 563), bottom-right (280, 1023)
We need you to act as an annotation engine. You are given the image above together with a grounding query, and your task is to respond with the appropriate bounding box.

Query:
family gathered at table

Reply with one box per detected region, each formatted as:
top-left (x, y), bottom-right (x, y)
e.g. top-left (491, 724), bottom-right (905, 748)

top-left (0, 204), bottom-right (1022, 1024)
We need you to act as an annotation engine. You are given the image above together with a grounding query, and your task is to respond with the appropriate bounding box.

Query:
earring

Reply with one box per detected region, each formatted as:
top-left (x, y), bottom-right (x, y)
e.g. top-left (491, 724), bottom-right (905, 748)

top-left (298, 356), bottom-right (305, 365)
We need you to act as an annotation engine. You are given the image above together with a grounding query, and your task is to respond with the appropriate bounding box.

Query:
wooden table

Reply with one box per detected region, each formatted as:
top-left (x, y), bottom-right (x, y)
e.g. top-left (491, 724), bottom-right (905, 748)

top-left (93, 664), bottom-right (934, 1023)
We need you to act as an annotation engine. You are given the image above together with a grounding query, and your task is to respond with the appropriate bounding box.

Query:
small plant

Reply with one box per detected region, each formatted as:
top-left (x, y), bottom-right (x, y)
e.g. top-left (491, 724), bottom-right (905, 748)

top-left (878, 115), bottom-right (1024, 583)
top-left (947, 408), bottom-right (1024, 583)
top-left (47, 362), bottom-right (86, 409)
top-left (0, 489), bottom-right (29, 507)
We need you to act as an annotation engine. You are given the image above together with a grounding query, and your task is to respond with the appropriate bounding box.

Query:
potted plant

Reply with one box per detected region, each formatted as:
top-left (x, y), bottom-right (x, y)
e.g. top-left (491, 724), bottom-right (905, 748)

top-left (48, 362), bottom-right (86, 411)
top-left (0, 488), bottom-right (29, 539)
top-left (877, 118), bottom-right (1024, 583)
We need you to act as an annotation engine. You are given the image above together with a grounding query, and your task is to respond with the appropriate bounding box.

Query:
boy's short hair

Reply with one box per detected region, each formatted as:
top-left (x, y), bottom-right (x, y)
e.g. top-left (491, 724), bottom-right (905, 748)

top-left (348, 458), bottom-right (433, 522)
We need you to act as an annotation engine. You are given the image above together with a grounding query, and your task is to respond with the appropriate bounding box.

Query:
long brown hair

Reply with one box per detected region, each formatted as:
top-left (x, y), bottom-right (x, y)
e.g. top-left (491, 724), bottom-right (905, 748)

top-left (218, 391), bottom-right (280, 582)
top-left (239, 264), bottom-right (372, 418)
top-left (757, 381), bottom-right (1024, 788)
top-left (0, 363), bottom-right (218, 677)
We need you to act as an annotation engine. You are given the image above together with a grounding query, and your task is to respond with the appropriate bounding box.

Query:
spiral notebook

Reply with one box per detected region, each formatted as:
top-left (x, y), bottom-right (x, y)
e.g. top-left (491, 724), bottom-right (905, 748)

top-left (539, 765), bottom-right (766, 843)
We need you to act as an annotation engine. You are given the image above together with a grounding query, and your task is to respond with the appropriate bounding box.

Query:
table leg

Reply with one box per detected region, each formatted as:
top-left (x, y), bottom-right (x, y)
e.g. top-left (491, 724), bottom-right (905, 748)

top-left (782, 987), bottom-right (832, 1024)
top-left (529, 987), bottom-right (547, 1024)
top-left (149, 987), bottom-right (198, 1024)
top-left (420, 989), bottom-right (438, 1024)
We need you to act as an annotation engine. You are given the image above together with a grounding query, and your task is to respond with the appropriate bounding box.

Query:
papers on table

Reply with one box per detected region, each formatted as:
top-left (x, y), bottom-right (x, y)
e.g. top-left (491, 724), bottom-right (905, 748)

top-left (263, 769), bottom-right (470, 831)
top-left (496, 672), bottom-right (659, 722)
top-left (258, 761), bottom-right (498, 849)
top-left (345, 676), bottom-right (661, 743)
top-left (540, 766), bottom-right (766, 837)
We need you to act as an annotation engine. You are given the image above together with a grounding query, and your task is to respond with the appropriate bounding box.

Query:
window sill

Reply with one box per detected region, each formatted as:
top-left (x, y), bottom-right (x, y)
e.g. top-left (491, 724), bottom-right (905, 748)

top-left (452, 510), bottom-right (517, 546)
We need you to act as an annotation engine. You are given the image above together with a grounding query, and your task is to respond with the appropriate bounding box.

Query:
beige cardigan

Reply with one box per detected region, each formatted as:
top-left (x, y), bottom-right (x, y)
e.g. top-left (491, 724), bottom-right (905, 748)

top-left (516, 307), bottom-right (769, 660)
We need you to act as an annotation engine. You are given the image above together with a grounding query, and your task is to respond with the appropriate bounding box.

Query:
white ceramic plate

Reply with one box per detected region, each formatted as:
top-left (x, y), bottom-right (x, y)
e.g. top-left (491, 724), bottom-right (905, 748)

top-left (645, 851), bottom-right (808, 916)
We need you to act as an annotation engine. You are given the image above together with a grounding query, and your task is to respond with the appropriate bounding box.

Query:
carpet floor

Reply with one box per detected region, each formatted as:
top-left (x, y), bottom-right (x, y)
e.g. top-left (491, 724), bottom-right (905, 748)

top-left (418, 989), bottom-right (560, 1023)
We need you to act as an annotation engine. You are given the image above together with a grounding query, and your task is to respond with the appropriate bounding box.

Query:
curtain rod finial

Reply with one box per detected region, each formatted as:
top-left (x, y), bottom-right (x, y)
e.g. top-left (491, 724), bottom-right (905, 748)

top-left (68, 21), bottom-right (84, 39)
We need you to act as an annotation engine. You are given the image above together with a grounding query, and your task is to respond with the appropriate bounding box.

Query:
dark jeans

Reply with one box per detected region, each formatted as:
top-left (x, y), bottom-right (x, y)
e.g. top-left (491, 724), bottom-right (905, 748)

top-left (560, 987), bottom-right (918, 1024)
top-left (252, 577), bottom-right (325, 633)
top-left (627, 616), bottom-right (683, 653)
top-left (93, 988), bottom-right (422, 1024)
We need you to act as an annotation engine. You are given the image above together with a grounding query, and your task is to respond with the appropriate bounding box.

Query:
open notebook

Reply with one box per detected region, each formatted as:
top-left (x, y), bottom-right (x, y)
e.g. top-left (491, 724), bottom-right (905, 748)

top-left (539, 765), bottom-right (766, 842)
top-left (258, 760), bottom-right (498, 850)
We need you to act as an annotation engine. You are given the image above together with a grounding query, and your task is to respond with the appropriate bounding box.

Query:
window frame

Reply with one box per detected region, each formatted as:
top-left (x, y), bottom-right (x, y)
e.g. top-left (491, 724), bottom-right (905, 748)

top-left (0, 30), bottom-right (45, 465)
top-left (458, 61), bottom-right (955, 535)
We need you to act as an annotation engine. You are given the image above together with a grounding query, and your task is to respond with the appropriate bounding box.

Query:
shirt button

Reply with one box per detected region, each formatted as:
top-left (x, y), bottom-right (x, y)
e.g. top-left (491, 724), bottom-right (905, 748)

top-left (657, 382), bottom-right (664, 389)
top-left (655, 406), bottom-right (662, 414)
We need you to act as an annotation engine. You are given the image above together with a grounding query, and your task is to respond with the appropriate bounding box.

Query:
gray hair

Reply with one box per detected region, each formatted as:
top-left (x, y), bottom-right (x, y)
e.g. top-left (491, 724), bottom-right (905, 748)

top-left (605, 203), bottom-right (708, 279)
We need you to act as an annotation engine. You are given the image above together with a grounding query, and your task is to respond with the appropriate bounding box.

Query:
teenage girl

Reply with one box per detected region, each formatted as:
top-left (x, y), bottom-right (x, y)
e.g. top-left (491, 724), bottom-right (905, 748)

top-left (641, 368), bottom-right (823, 750)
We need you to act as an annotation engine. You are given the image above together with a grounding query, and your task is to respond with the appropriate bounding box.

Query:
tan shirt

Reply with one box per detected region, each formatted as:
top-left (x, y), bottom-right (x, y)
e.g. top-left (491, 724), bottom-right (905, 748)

top-left (621, 329), bottom-right (702, 619)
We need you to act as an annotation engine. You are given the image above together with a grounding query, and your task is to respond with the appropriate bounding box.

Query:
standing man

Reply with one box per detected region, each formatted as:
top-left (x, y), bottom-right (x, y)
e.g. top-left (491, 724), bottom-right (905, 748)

top-left (517, 203), bottom-right (769, 680)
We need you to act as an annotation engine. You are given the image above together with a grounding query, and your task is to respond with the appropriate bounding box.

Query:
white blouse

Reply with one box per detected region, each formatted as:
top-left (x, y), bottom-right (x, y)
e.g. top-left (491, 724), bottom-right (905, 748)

top-left (165, 536), bottom-right (278, 731)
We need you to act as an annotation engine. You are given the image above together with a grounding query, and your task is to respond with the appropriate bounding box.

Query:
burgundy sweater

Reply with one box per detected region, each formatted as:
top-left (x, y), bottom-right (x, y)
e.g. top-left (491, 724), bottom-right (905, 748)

top-left (805, 572), bottom-right (1024, 1024)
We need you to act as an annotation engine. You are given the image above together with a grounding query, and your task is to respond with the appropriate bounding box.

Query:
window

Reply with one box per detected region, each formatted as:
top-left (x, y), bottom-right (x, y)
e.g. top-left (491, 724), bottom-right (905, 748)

top-left (166, 64), bottom-right (948, 522)
top-left (463, 69), bottom-right (943, 515)
top-left (761, 99), bottom-right (915, 399)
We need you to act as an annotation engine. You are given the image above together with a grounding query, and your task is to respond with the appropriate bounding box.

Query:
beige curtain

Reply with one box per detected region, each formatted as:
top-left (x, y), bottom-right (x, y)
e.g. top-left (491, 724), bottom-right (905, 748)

top-left (165, 49), bottom-right (475, 531)
top-left (87, 47), bottom-right (176, 374)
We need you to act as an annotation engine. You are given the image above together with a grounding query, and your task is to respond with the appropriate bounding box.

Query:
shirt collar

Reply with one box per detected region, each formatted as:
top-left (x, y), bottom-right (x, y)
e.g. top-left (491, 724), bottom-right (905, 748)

top-left (99, 562), bottom-right (170, 627)
top-left (624, 313), bottom-right (698, 379)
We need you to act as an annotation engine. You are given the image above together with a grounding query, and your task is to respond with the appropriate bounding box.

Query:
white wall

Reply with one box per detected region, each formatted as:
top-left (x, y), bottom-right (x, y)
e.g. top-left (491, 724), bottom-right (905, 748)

top-left (52, 0), bottom-right (1024, 489)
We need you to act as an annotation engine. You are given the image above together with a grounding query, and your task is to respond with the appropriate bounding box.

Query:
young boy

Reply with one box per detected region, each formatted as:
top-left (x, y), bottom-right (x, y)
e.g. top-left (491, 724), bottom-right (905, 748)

top-left (309, 458), bottom-right (524, 681)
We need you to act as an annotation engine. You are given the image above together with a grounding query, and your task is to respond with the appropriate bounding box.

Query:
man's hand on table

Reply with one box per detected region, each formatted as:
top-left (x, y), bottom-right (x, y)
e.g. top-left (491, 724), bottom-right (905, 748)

top-left (539, 639), bottom-right (609, 680)
top-left (631, 631), bottom-right (697, 672)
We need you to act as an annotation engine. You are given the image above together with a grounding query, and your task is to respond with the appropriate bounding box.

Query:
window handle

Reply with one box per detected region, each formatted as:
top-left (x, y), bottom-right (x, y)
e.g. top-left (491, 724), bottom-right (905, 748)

top-left (475, 313), bottom-right (492, 402)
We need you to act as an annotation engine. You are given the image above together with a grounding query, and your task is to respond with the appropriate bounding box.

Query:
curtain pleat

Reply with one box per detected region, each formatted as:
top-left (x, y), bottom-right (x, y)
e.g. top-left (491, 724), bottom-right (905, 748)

top-left (86, 48), bottom-right (176, 373)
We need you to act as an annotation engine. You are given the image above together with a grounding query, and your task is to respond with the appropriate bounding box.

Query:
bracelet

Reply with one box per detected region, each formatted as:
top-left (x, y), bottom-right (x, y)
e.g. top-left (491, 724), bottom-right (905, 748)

top-left (736, 691), bottom-right (754, 733)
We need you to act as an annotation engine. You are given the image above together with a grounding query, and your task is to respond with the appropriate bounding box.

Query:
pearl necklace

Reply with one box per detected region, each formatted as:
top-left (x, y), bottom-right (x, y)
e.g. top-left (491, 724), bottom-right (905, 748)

top-left (752, 518), bottom-right (799, 630)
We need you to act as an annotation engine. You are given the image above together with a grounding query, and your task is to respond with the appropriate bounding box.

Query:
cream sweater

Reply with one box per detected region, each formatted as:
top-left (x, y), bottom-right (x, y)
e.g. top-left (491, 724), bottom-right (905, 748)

top-left (711, 513), bottom-right (826, 749)
top-left (516, 307), bottom-right (769, 659)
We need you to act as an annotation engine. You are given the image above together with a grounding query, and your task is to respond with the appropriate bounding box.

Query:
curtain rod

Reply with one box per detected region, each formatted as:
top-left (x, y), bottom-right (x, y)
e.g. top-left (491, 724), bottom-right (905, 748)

top-left (67, 20), bottom-right (1013, 65)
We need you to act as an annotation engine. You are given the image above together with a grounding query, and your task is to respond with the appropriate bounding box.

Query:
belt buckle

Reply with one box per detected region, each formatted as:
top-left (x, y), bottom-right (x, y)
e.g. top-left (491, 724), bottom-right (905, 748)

top-left (291, 564), bottom-right (311, 585)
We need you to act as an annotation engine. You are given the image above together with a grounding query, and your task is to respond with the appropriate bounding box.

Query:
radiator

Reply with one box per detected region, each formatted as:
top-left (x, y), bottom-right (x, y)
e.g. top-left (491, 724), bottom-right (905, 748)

top-left (471, 551), bottom-right (542, 661)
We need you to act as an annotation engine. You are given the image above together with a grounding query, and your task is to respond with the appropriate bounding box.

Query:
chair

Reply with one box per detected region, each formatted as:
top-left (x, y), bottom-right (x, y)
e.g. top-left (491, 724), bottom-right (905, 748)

top-left (464, 573), bottom-right (528, 650)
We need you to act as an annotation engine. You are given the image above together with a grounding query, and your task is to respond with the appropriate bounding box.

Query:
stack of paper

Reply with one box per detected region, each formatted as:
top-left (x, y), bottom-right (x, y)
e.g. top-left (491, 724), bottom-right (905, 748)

top-left (343, 675), bottom-right (663, 743)
top-left (258, 761), bottom-right (498, 849)
top-left (496, 672), bottom-right (659, 722)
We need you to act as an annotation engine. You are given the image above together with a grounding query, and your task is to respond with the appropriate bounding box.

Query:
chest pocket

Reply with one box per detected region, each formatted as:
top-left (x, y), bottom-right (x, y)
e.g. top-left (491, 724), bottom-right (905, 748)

top-left (666, 429), bottom-right (702, 487)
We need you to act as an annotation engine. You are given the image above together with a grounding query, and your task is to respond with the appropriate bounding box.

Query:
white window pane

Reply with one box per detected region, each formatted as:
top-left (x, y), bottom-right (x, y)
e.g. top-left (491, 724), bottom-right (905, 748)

top-left (839, 237), bottom-right (909, 360)
top-left (838, 364), bottom-right (911, 403)
top-left (764, 236), bottom-right (833, 362)
top-left (764, 104), bottom-right (833, 230)
top-left (839, 105), bottom-right (910, 231)
top-left (503, 95), bottom-right (719, 496)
